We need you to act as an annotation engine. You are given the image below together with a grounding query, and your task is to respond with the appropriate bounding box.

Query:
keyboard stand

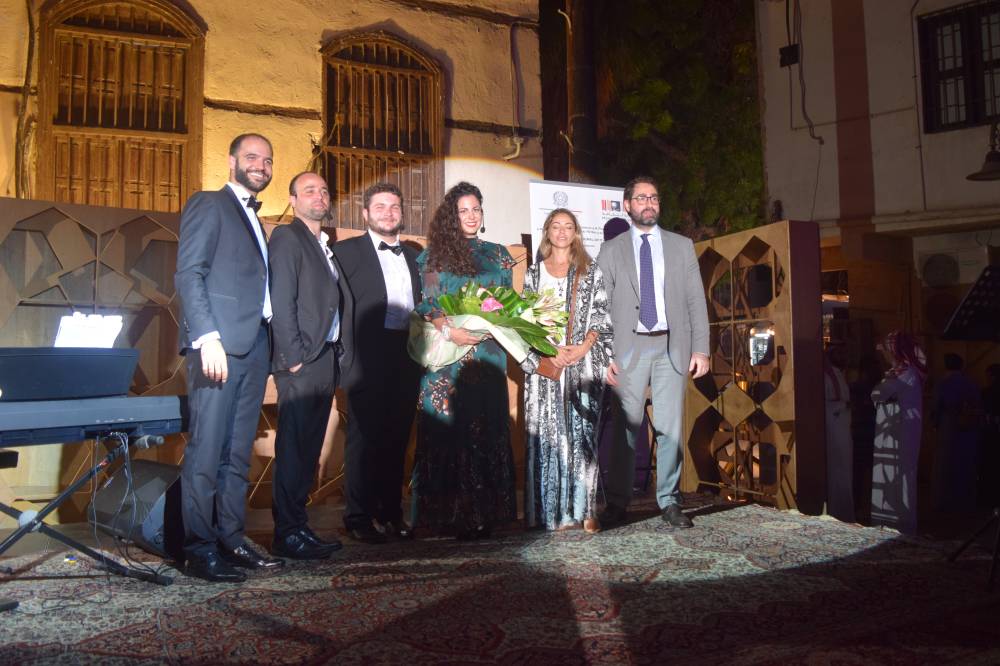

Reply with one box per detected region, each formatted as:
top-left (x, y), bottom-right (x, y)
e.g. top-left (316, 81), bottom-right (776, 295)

top-left (0, 434), bottom-right (173, 612)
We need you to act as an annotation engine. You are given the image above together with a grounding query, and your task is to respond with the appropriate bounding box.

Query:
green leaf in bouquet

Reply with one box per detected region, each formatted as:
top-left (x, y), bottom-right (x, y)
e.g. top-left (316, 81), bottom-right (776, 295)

top-left (437, 293), bottom-right (460, 315)
top-left (457, 295), bottom-right (484, 314)
top-left (494, 286), bottom-right (529, 316)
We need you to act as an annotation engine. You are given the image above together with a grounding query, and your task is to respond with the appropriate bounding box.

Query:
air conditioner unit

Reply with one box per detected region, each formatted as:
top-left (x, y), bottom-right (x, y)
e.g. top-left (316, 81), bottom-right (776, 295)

top-left (917, 247), bottom-right (988, 287)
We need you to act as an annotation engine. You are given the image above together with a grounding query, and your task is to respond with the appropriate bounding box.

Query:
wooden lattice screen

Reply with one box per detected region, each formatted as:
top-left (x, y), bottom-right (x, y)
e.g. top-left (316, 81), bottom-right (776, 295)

top-left (321, 33), bottom-right (443, 236)
top-left (36, 0), bottom-right (204, 213)
top-left (682, 220), bottom-right (826, 513)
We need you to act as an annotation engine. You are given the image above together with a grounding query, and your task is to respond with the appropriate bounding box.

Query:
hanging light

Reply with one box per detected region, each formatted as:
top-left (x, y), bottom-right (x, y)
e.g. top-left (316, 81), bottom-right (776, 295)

top-left (967, 121), bottom-right (1000, 181)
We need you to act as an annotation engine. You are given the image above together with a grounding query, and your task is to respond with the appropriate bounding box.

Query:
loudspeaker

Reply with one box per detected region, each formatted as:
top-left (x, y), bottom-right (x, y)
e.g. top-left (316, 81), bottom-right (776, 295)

top-left (88, 459), bottom-right (184, 561)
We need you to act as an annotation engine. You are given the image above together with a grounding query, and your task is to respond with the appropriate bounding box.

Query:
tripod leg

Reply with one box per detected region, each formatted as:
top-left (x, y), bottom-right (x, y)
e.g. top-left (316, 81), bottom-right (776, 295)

top-left (989, 508), bottom-right (1000, 593)
top-left (948, 512), bottom-right (998, 562)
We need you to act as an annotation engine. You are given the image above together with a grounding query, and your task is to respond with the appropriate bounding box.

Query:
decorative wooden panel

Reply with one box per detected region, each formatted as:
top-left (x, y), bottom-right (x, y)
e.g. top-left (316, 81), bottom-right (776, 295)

top-left (37, 0), bottom-right (204, 214)
top-left (683, 221), bottom-right (825, 513)
top-left (321, 33), bottom-right (443, 236)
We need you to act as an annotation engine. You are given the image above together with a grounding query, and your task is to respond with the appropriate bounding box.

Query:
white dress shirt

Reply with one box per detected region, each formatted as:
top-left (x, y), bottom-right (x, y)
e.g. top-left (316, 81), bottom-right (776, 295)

top-left (319, 230), bottom-right (341, 342)
top-left (630, 224), bottom-right (669, 333)
top-left (368, 230), bottom-right (414, 330)
top-left (191, 182), bottom-right (272, 350)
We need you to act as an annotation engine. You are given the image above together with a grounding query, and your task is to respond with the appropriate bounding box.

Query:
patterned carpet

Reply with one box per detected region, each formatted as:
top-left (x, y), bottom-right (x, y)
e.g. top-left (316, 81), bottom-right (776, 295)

top-left (1, 499), bottom-right (998, 665)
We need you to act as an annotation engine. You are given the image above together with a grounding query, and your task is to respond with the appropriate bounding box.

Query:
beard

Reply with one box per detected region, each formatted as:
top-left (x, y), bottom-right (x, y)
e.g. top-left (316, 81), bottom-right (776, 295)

top-left (627, 205), bottom-right (659, 228)
top-left (235, 164), bottom-right (272, 193)
top-left (301, 202), bottom-right (330, 223)
top-left (369, 217), bottom-right (403, 236)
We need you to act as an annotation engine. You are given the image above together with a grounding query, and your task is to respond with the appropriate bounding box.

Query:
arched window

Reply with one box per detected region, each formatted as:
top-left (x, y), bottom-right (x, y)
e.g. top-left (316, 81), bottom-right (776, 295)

top-left (321, 32), bottom-right (443, 236)
top-left (37, 0), bottom-right (205, 212)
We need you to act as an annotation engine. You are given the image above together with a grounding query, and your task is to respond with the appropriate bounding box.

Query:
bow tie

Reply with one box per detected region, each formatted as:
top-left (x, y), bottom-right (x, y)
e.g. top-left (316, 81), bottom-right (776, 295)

top-left (378, 241), bottom-right (403, 256)
top-left (244, 195), bottom-right (262, 213)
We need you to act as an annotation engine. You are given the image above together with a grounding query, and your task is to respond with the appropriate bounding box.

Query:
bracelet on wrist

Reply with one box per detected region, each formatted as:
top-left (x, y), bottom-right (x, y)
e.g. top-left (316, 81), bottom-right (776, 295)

top-left (441, 324), bottom-right (452, 341)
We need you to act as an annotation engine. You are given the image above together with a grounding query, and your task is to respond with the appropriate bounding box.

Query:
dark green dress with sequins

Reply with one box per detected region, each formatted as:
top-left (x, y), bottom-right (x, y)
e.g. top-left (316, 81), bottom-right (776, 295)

top-left (410, 239), bottom-right (518, 533)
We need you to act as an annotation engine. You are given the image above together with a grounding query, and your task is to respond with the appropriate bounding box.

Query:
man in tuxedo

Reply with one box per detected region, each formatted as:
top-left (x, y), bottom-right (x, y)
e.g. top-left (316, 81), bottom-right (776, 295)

top-left (332, 182), bottom-right (422, 543)
top-left (268, 171), bottom-right (344, 559)
top-left (174, 133), bottom-right (284, 582)
top-left (596, 176), bottom-right (710, 529)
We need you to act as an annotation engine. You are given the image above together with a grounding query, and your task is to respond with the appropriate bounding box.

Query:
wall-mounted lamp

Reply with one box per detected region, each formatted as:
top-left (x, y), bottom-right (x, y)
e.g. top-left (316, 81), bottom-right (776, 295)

top-left (967, 121), bottom-right (1000, 181)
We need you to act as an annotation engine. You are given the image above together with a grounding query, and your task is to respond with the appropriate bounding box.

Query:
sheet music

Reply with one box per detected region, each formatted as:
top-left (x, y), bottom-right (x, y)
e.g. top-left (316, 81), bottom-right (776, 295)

top-left (54, 313), bottom-right (123, 348)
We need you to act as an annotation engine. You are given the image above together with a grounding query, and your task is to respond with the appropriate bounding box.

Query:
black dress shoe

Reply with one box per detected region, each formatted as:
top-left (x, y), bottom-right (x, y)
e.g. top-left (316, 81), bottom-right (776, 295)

top-left (599, 504), bottom-right (628, 528)
top-left (382, 521), bottom-right (414, 541)
top-left (661, 504), bottom-right (693, 528)
top-left (185, 551), bottom-right (247, 583)
top-left (300, 526), bottom-right (343, 551)
top-left (347, 523), bottom-right (387, 544)
top-left (221, 541), bottom-right (286, 569)
top-left (272, 531), bottom-right (336, 560)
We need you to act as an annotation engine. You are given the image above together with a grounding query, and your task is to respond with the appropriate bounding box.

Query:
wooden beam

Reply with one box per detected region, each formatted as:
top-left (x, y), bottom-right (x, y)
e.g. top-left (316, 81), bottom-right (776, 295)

top-left (383, 0), bottom-right (538, 28)
top-left (445, 117), bottom-right (540, 137)
top-left (203, 97), bottom-right (322, 121)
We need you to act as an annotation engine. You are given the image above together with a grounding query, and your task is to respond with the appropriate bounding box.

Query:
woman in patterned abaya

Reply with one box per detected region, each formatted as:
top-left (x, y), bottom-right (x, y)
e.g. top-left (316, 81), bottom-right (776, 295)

top-left (410, 182), bottom-right (518, 539)
top-left (521, 209), bottom-right (613, 533)
top-left (871, 330), bottom-right (926, 535)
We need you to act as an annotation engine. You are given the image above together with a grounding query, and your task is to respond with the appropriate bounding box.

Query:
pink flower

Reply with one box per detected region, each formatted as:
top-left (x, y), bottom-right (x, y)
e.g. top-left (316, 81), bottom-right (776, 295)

top-left (481, 297), bottom-right (503, 313)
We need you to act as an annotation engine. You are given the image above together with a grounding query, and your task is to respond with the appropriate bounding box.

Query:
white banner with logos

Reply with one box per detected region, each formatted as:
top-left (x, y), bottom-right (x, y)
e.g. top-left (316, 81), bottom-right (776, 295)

top-left (528, 179), bottom-right (626, 261)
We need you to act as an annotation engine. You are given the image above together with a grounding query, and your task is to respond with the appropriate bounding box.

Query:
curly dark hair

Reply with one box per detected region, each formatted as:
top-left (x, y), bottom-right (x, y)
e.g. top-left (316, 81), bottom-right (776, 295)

top-left (425, 181), bottom-right (481, 276)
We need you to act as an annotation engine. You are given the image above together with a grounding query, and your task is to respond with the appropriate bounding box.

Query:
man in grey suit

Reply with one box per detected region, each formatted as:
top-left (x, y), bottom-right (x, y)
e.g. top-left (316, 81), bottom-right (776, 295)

top-left (596, 176), bottom-right (710, 529)
top-left (175, 133), bottom-right (284, 581)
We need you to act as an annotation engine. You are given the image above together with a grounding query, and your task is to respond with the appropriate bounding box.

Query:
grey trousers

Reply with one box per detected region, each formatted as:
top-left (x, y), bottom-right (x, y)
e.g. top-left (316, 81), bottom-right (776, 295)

top-left (606, 332), bottom-right (686, 509)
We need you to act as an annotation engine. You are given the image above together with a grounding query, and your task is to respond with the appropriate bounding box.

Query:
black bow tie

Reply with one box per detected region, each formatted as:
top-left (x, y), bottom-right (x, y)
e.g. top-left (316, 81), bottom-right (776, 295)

top-left (378, 241), bottom-right (403, 256)
top-left (245, 195), bottom-right (262, 213)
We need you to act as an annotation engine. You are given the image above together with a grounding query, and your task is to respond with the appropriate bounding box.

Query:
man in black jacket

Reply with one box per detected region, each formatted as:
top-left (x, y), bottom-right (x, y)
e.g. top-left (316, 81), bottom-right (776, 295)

top-left (332, 183), bottom-right (422, 543)
top-left (268, 171), bottom-right (344, 559)
top-left (175, 133), bottom-right (284, 582)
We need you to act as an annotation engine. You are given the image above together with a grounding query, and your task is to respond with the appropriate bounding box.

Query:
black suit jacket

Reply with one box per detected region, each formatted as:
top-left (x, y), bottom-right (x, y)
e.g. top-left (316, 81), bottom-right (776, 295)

top-left (175, 186), bottom-right (268, 356)
top-left (268, 218), bottom-right (341, 373)
top-left (332, 232), bottom-right (422, 391)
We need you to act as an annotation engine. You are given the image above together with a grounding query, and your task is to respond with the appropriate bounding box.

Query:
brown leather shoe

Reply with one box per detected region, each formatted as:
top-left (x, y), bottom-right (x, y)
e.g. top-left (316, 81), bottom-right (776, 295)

top-left (583, 518), bottom-right (601, 534)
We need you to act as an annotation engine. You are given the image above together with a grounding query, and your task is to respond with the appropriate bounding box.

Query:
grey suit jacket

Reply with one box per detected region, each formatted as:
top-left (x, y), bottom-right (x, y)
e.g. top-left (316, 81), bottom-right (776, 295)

top-left (175, 186), bottom-right (269, 356)
top-left (596, 226), bottom-right (710, 374)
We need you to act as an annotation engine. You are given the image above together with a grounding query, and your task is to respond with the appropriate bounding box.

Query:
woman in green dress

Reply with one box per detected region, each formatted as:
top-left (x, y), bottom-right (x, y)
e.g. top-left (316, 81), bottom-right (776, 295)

top-left (410, 181), bottom-right (518, 539)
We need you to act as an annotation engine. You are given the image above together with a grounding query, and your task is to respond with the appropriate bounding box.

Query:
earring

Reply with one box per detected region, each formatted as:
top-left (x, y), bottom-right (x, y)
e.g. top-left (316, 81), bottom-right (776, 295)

top-left (480, 214), bottom-right (486, 234)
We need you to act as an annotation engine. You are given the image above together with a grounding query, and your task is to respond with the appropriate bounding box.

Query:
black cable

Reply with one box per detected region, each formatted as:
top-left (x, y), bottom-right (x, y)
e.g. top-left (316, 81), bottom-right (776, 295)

top-left (793, 0), bottom-right (824, 146)
top-left (786, 0), bottom-right (792, 46)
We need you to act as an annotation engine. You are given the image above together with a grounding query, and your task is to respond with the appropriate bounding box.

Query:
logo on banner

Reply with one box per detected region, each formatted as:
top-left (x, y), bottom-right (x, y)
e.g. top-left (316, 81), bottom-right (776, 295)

top-left (553, 191), bottom-right (569, 207)
top-left (600, 199), bottom-right (621, 212)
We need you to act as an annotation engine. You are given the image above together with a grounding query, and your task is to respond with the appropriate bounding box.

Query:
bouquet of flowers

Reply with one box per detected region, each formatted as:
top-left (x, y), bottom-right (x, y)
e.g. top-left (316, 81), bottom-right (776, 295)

top-left (408, 282), bottom-right (569, 371)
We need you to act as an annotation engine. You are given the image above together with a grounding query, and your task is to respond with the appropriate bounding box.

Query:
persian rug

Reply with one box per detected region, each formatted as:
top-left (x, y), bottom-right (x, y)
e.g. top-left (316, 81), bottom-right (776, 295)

top-left (1, 500), bottom-right (998, 665)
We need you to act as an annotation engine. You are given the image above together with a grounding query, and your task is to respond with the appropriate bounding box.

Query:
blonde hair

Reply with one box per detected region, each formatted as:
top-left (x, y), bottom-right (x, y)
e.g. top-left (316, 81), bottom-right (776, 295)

top-left (538, 208), bottom-right (590, 274)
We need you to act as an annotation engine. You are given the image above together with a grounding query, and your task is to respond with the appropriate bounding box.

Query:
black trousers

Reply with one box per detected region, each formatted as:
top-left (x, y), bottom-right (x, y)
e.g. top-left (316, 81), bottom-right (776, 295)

top-left (343, 330), bottom-right (420, 529)
top-left (271, 343), bottom-right (338, 539)
top-left (181, 324), bottom-right (270, 558)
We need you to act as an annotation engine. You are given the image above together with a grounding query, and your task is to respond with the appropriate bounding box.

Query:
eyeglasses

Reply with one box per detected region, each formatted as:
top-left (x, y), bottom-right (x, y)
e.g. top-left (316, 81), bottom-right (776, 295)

top-left (631, 195), bottom-right (660, 205)
top-left (458, 206), bottom-right (484, 217)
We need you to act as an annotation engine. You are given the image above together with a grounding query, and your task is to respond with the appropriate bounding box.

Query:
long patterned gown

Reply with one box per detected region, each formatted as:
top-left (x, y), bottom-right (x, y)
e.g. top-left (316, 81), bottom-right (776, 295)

top-left (410, 239), bottom-right (518, 533)
top-left (520, 260), bottom-right (614, 529)
top-left (871, 365), bottom-right (923, 535)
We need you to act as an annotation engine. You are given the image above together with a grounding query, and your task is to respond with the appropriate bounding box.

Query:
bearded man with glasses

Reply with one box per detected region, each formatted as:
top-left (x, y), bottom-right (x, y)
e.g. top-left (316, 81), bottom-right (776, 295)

top-left (595, 176), bottom-right (711, 529)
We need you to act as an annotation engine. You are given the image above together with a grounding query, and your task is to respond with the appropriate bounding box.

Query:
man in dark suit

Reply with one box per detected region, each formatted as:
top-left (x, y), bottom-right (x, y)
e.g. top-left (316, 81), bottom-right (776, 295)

top-left (268, 171), bottom-right (343, 559)
top-left (174, 133), bottom-right (284, 582)
top-left (332, 182), bottom-right (422, 543)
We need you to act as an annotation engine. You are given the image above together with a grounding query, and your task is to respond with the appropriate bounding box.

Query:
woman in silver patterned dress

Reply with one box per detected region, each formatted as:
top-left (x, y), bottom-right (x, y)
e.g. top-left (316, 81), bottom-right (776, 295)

top-left (521, 208), bottom-right (614, 533)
